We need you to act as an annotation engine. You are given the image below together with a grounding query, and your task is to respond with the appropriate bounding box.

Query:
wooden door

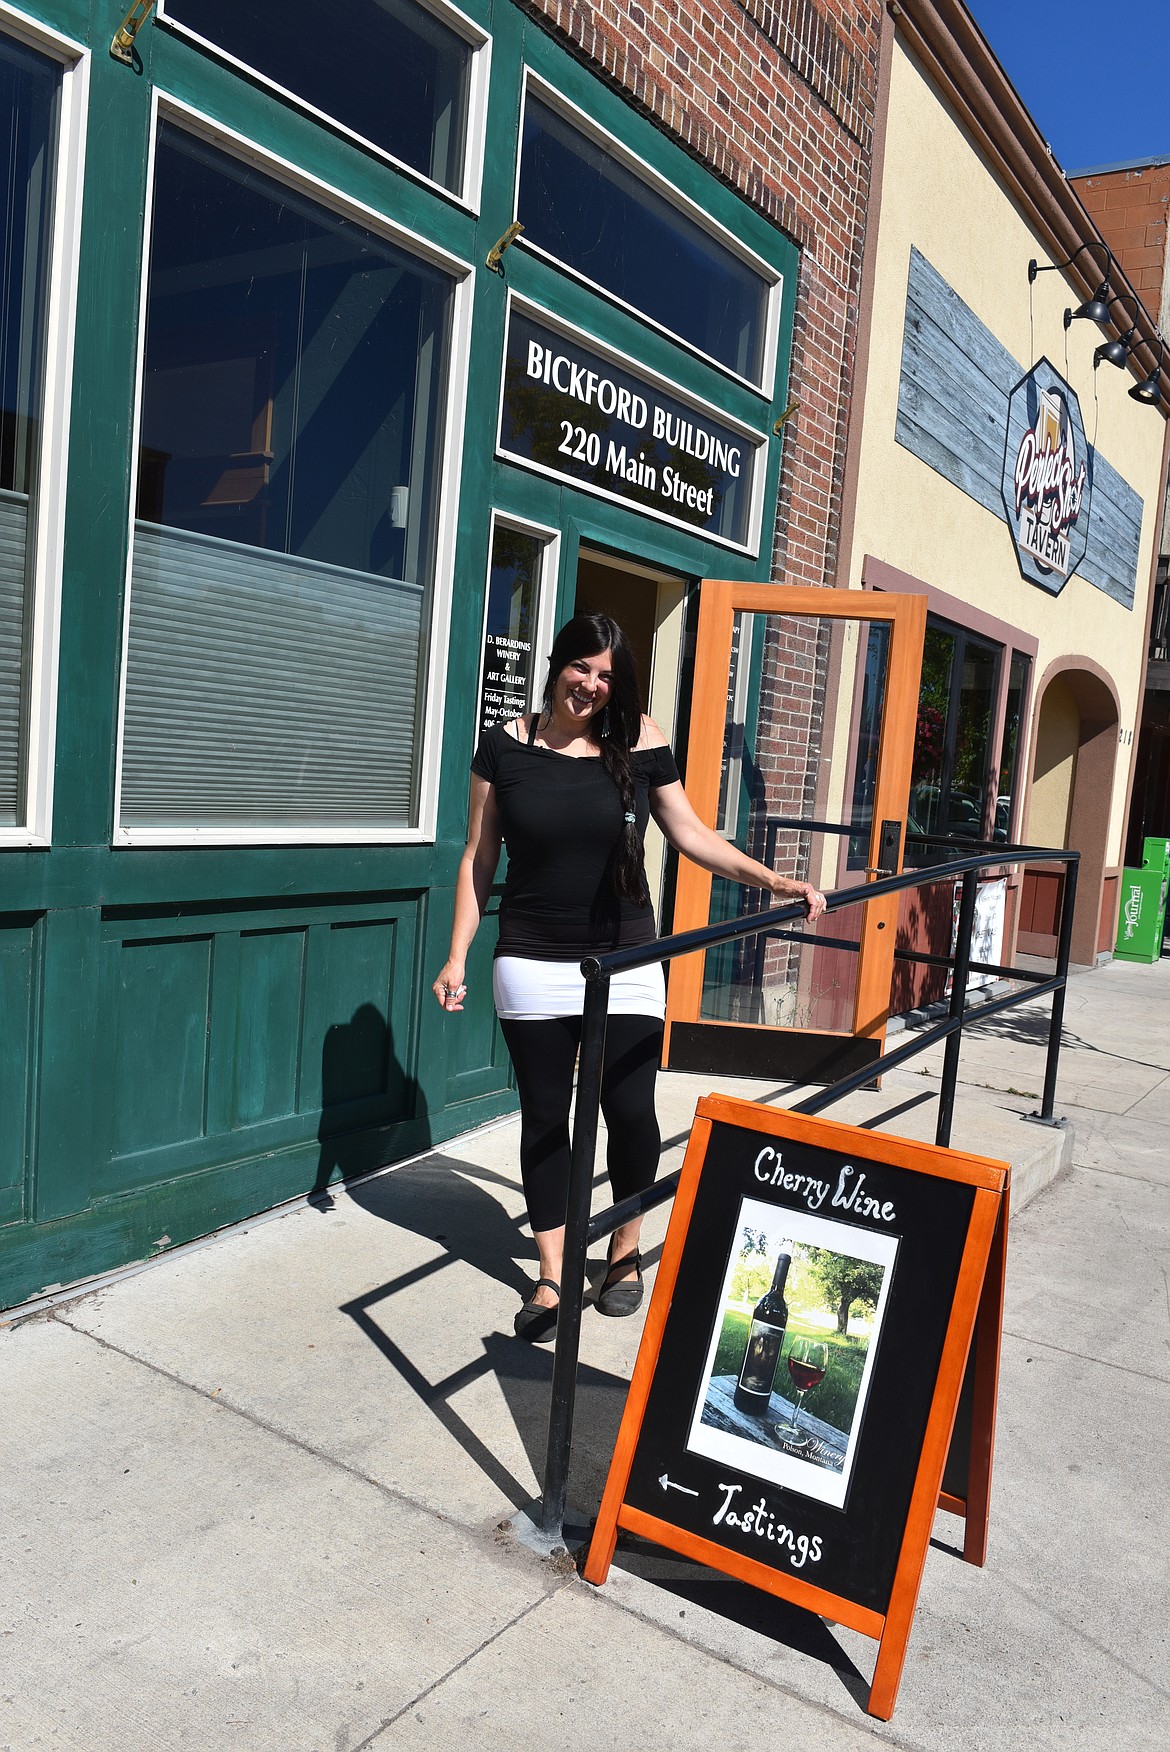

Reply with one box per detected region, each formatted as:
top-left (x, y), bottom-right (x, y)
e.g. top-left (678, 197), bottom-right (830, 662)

top-left (664, 582), bottom-right (926, 1083)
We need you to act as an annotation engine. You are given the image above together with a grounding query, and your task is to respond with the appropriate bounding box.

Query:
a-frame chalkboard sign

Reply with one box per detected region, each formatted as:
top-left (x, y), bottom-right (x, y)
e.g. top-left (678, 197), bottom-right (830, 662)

top-left (585, 1095), bottom-right (1010, 1720)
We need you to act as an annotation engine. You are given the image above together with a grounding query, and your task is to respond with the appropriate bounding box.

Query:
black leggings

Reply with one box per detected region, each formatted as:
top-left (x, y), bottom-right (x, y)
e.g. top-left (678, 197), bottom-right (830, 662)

top-left (500, 1013), bottom-right (664, 1234)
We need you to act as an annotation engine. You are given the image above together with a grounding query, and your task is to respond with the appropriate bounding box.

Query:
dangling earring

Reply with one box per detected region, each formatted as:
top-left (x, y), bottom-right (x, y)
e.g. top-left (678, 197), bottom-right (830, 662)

top-left (600, 705), bottom-right (611, 739)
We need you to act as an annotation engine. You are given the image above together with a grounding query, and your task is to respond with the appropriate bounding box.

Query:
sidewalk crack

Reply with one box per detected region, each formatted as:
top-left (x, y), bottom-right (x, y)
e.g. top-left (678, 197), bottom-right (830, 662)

top-left (50, 1312), bottom-right (535, 1531)
top-left (345, 1593), bottom-right (556, 1750)
top-left (587, 1579), bottom-right (920, 1747)
top-left (1003, 1327), bottom-right (1170, 1386)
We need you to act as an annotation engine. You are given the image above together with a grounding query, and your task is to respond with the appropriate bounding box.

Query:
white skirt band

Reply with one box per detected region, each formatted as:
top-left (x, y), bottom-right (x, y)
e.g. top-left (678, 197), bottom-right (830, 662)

top-left (493, 954), bottom-right (665, 1021)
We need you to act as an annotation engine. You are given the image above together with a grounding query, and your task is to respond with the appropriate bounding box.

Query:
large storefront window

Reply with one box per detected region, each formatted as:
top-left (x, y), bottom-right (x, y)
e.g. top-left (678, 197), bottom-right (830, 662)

top-left (0, 33), bottom-right (58, 825)
top-left (160, 0), bottom-right (480, 196)
top-left (518, 86), bottom-right (774, 386)
top-left (909, 620), bottom-right (999, 851)
top-left (120, 124), bottom-right (455, 833)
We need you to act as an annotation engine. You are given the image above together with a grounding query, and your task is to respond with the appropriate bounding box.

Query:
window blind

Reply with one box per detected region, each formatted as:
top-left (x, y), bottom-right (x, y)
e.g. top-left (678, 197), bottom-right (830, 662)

top-left (0, 491), bottom-right (29, 821)
top-left (120, 522), bottom-right (424, 827)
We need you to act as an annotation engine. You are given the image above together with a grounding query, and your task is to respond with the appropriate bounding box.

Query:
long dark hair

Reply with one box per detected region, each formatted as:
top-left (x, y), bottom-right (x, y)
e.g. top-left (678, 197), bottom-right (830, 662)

top-left (541, 612), bottom-right (647, 903)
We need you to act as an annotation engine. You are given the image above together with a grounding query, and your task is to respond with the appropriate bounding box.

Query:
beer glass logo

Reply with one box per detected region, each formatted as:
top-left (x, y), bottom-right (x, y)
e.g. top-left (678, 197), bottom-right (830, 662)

top-left (1011, 385), bottom-right (1087, 577)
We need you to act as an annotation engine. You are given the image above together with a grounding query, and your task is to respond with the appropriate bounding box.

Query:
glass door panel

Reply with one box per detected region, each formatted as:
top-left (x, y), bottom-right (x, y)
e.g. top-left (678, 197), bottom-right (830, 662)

top-left (665, 582), bottom-right (925, 1083)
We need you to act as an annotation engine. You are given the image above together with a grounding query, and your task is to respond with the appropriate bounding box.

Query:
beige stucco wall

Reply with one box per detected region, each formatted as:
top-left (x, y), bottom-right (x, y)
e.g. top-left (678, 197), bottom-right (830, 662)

top-left (842, 36), bottom-right (1166, 866)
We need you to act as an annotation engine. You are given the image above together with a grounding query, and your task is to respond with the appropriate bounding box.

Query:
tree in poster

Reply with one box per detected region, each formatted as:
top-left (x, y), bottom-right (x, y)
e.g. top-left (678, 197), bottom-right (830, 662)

top-left (728, 1226), bottom-right (773, 1302)
top-left (805, 1246), bottom-right (885, 1335)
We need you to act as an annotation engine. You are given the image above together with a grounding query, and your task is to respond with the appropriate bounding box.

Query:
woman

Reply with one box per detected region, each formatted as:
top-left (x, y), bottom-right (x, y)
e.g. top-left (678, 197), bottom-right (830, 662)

top-left (434, 612), bottom-right (826, 1342)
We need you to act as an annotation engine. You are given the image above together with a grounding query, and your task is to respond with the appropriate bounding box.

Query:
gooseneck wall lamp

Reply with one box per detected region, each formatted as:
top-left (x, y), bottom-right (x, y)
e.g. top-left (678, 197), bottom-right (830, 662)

top-left (1128, 336), bottom-right (1165, 406)
top-left (1094, 293), bottom-right (1141, 370)
top-left (1028, 241), bottom-right (1115, 329)
top-left (1029, 244), bottom-right (1163, 409)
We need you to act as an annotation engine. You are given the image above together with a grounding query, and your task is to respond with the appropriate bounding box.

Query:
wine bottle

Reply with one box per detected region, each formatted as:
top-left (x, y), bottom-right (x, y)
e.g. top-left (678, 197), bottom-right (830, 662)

top-left (733, 1240), bottom-right (794, 1414)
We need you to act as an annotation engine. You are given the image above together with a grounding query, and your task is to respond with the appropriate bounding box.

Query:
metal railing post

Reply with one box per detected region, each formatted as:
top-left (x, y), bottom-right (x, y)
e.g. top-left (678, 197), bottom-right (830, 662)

top-left (936, 868), bottom-right (979, 1148)
top-left (1040, 854), bottom-right (1078, 1122)
top-left (540, 967), bottom-right (610, 1540)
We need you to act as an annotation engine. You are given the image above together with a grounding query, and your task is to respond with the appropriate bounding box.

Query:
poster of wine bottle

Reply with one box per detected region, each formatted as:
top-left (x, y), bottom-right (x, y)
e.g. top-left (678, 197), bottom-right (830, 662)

top-left (687, 1201), bottom-right (898, 1509)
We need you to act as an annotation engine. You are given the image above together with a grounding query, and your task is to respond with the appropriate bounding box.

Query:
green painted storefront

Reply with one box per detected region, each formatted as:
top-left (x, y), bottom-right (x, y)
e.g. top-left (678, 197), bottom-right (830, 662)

top-left (0, 0), bottom-right (798, 1310)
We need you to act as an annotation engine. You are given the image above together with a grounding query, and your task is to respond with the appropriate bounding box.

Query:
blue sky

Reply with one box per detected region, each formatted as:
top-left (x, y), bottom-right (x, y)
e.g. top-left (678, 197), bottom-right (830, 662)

top-left (964, 0), bottom-right (1170, 174)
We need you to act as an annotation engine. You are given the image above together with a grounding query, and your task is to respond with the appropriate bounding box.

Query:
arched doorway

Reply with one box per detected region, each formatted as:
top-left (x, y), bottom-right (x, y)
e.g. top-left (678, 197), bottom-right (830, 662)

top-left (1018, 660), bottom-right (1121, 964)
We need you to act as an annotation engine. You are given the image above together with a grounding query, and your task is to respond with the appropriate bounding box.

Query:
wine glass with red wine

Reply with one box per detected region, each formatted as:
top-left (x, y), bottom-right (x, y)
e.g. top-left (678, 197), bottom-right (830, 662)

top-left (773, 1337), bottom-right (828, 1448)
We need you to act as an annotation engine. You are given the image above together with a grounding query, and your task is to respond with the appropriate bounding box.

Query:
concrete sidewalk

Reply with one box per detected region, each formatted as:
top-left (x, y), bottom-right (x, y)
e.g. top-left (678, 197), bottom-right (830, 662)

top-left (3, 958), bottom-right (1168, 1750)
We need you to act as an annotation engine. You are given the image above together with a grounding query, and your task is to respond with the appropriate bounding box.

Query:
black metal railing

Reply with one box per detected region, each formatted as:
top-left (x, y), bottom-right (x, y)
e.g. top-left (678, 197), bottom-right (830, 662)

top-left (539, 842), bottom-right (1079, 1540)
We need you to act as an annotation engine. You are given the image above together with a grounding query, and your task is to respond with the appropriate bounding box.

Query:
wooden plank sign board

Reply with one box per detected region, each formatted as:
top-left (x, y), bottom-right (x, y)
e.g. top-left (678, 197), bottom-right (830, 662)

top-left (585, 1095), bottom-right (1009, 1721)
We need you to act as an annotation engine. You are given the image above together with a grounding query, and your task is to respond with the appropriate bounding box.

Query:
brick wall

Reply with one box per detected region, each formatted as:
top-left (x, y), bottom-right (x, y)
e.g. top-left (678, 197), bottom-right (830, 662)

top-left (521, 0), bottom-right (883, 591)
top-left (521, 0), bottom-right (882, 1025)
top-left (1072, 161), bottom-right (1170, 333)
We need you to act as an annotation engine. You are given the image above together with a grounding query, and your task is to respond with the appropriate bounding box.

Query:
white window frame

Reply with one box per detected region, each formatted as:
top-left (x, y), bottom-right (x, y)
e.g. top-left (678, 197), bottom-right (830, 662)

top-left (156, 0), bottom-right (491, 215)
top-left (0, 4), bottom-right (88, 850)
top-left (112, 91), bottom-right (474, 848)
top-left (515, 69), bottom-right (783, 400)
top-left (496, 291), bottom-right (770, 559)
top-left (474, 510), bottom-right (561, 746)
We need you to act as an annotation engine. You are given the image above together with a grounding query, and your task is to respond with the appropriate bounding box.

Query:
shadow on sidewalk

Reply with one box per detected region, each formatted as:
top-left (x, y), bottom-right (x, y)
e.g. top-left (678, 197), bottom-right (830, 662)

top-left (604, 1540), bottom-right (873, 1708)
top-left (347, 1154), bottom-right (530, 1295)
top-left (344, 1155), bottom-right (877, 1702)
top-left (947, 1001), bottom-right (1170, 1072)
top-left (340, 1157), bottom-right (650, 1513)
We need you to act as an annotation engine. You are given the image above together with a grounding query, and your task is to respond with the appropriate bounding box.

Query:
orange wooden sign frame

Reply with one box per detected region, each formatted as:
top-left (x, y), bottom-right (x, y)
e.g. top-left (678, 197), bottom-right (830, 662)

top-left (585, 1095), bottom-right (1009, 1720)
top-left (937, 1188), bottom-right (1009, 1567)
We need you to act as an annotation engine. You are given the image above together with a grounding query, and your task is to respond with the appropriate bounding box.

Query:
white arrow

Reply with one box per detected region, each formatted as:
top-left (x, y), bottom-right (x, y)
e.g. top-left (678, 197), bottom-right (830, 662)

top-left (659, 1473), bottom-right (699, 1497)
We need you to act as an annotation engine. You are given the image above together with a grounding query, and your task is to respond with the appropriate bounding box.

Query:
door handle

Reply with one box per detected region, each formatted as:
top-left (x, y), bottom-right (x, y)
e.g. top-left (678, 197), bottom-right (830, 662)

top-left (865, 818), bottom-right (903, 880)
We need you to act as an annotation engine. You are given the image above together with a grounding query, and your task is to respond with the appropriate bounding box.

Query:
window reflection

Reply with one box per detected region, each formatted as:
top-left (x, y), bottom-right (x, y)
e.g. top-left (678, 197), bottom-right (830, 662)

top-left (994, 652), bottom-right (1029, 842)
top-left (847, 622), bottom-right (890, 867)
top-left (908, 620), bottom-right (1000, 857)
top-left (123, 126), bottom-right (456, 831)
top-left (164, 0), bottom-right (474, 193)
top-left (137, 125), bottom-right (452, 582)
top-left (518, 93), bottom-right (771, 384)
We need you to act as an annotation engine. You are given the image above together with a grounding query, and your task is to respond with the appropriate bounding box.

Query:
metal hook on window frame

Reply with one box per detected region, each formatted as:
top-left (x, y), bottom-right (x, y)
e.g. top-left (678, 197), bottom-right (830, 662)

top-left (772, 397), bottom-right (799, 435)
top-left (486, 222), bottom-right (524, 274)
top-left (111, 0), bottom-right (158, 65)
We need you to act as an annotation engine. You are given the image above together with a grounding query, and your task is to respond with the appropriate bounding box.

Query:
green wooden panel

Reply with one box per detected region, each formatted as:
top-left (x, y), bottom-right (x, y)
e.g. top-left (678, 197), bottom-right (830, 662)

top-left (108, 932), bottom-right (213, 1160)
top-left (442, 894), bottom-right (512, 1105)
top-left (0, 841), bottom-right (447, 913)
top-left (10, 3), bottom-right (90, 44)
top-left (0, 917), bottom-right (37, 1225)
top-left (81, 899), bottom-right (427, 1194)
top-left (310, 917), bottom-right (404, 1129)
top-left (31, 908), bottom-right (104, 1223)
top-left (231, 927), bottom-right (307, 1126)
top-left (0, 1078), bottom-right (515, 1312)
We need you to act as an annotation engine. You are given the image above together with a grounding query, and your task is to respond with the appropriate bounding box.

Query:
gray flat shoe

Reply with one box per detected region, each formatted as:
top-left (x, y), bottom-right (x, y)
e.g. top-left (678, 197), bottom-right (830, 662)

top-left (596, 1250), bottom-right (643, 1318)
top-left (514, 1276), bottom-right (560, 1343)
